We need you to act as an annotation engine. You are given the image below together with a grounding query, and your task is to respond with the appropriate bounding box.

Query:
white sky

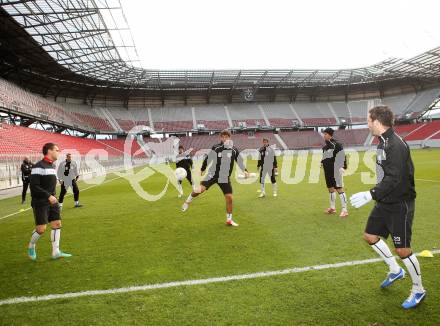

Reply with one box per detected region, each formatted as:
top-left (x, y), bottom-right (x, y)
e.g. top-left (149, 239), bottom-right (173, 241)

top-left (120, 0), bottom-right (440, 70)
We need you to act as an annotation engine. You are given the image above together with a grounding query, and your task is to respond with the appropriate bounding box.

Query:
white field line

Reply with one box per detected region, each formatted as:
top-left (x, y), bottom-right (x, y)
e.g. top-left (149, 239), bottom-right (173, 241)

top-left (415, 178), bottom-right (440, 183)
top-left (0, 175), bottom-right (123, 221)
top-left (1, 249), bottom-right (438, 306)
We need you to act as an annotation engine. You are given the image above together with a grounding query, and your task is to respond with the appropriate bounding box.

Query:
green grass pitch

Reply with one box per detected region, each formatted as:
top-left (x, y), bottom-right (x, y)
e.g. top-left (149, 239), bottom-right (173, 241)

top-left (0, 149), bottom-right (439, 325)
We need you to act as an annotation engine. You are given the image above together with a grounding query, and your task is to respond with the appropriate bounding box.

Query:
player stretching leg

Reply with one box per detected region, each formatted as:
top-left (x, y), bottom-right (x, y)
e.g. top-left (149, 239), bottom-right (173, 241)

top-left (257, 138), bottom-right (278, 197)
top-left (181, 129), bottom-right (249, 226)
top-left (350, 106), bottom-right (425, 309)
top-left (28, 143), bottom-right (72, 261)
top-left (176, 145), bottom-right (193, 198)
top-left (321, 127), bottom-right (348, 217)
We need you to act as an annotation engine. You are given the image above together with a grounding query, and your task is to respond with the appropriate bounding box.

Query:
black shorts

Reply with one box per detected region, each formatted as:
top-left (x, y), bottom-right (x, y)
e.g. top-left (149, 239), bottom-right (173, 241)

top-left (201, 177), bottom-right (233, 195)
top-left (324, 166), bottom-right (343, 189)
top-left (260, 168), bottom-right (276, 184)
top-left (32, 204), bottom-right (61, 225)
top-left (365, 200), bottom-right (415, 248)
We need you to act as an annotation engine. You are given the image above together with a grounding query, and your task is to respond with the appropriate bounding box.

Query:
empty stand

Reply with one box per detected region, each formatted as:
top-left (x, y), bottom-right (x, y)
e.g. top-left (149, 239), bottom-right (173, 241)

top-left (154, 121), bottom-right (194, 131)
top-left (2, 76), bottom-right (439, 134)
top-left (394, 123), bottom-right (426, 138)
top-left (149, 106), bottom-right (193, 132)
top-left (0, 78), bottom-right (86, 130)
top-left (382, 93), bottom-right (416, 115)
top-left (0, 123), bottom-right (122, 157)
top-left (261, 103), bottom-right (298, 127)
top-left (347, 100), bottom-right (369, 123)
top-left (405, 88), bottom-right (440, 116)
top-left (3, 121), bottom-right (440, 160)
top-left (333, 129), bottom-right (370, 146)
top-left (232, 119), bottom-right (266, 128)
top-left (230, 133), bottom-right (281, 149)
top-left (71, 111), bottom-right (114, 131)
top-left (371, 121), bottom-right (440, 144)
top-left (228, 104), bottom-right (266, 128)
top-left (293, 103), bottom-right (336, 126)
top-left (193, 104), bottom-right (230, 130)
top-left (330, 102), bottom-right (350, 121)
top-left (178, 134), bottom-right (222, 153)
top-left (279, 130), bottom-right (324, 149)
top-left (405, 121), bottom-right (440, 141)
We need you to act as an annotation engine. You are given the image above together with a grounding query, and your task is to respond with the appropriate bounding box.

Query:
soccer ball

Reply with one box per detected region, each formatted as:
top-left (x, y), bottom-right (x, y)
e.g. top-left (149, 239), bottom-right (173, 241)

top-left (174, 167), bottom-right (187, 181)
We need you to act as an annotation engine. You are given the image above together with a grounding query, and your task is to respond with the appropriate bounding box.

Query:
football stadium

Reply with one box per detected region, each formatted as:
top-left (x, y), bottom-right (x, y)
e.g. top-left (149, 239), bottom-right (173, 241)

top-left (1, 0), bottom-right (440, 324)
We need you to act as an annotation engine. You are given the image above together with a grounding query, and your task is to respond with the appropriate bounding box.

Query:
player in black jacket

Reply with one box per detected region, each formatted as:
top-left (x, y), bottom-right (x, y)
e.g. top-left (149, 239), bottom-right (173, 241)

top-left (321, 127), bottom-right (348, 217)
top-left (181, 130), bottom-right (249, 226)
top-left (20, 157), bottom-right (33, 204)
top-left (257, 138), bottom-right (278, 197)
top-left (28, 143), bottom-right (72, 261)
top-left (58, 153), bottom-right (82, 208)
top-left (350, 106), bottom-right (425, 309)
top-left (176, 145), bottom-right (193, 197)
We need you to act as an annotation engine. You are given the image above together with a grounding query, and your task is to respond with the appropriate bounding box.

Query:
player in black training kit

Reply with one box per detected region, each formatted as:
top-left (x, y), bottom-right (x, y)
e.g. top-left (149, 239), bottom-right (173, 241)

top-left (181, 129), bottom-right (249, 226)
top-left (20, 157), bottom-right (33, 204)
top-left (257, 138), bottom-right (278, 198)
top-left (27, 143), bottom-right (71, 261)
top-left (176, 145), bottom-right (193, 197)
top-left (321, 127), bottom-right (348, 217)
top-left (350, 106), bottom-right (425, 309)
top-left (58, 153), bottom-right (82, 208)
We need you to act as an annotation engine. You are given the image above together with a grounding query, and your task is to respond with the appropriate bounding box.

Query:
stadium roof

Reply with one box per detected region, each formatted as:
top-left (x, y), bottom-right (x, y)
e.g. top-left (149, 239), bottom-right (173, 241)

top-left (1, 0), bottom-right (440, 102)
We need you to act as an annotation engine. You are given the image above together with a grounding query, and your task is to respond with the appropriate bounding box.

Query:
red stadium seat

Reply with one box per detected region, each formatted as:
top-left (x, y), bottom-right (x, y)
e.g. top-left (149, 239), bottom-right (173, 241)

top-left (0, 123), bottom-right (122, 157)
